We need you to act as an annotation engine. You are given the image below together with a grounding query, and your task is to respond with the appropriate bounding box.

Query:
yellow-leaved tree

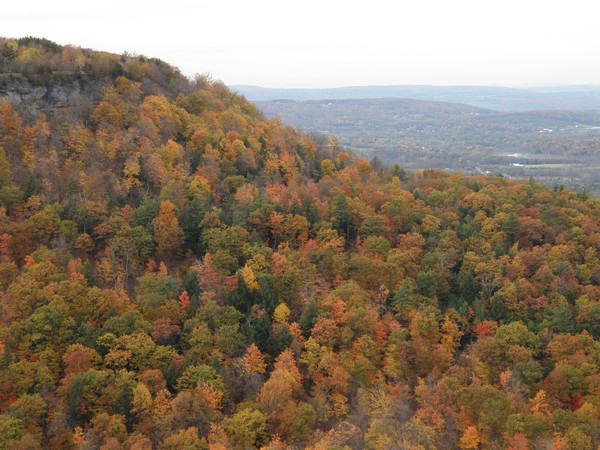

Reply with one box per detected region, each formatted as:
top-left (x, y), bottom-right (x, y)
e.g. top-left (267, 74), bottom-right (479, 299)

top-left (240, 264), bottom-right (259, 291)
top-left (152, 200), bottom-right (184, 260)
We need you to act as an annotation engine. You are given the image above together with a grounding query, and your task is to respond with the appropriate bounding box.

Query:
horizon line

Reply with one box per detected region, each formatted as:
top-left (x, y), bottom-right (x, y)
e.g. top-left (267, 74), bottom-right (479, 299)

top-left (230, 83), bottom-right (600, 90)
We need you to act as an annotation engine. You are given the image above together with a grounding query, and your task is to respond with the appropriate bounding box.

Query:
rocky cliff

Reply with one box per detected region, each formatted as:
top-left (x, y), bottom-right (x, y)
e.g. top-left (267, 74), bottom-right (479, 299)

top-left (0, 72), bottom-right (100, 118)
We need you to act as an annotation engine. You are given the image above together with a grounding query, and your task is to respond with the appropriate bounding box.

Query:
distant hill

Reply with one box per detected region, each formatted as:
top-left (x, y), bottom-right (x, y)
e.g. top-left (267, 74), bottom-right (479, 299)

top-left (233, 84), bottom-right (600, 111)
top-left (253, 97), bottom-right (600, 195)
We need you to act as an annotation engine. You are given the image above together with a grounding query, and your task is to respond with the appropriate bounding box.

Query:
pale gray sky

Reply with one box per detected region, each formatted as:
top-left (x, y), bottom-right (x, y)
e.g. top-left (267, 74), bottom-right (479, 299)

top-left (3, 0), bottom-right (599, 88)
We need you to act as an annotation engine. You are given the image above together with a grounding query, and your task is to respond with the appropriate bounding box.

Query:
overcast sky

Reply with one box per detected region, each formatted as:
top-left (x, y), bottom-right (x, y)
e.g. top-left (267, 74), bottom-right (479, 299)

top-left (3, 0), bottom-right (600, 88)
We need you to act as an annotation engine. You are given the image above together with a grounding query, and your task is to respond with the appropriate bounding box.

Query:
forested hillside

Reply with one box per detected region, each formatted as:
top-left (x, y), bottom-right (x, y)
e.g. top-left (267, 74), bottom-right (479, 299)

top-left (0, 37), bottom-right (599, 449)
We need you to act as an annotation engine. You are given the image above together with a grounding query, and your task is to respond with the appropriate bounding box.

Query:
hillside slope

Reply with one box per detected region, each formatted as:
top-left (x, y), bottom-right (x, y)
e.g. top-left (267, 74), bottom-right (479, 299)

top-left (0, 38), bottom-right (599, 449)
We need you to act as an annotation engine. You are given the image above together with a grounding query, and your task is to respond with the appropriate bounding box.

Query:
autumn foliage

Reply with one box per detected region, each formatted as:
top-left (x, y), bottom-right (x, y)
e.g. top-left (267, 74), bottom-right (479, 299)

top-left (0, 37), bottom-right (598, 449)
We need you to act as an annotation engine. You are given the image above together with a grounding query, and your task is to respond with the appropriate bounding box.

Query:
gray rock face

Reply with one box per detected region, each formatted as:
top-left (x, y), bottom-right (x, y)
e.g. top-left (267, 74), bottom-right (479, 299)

top-left (0, 73), bottom-right (86, 115)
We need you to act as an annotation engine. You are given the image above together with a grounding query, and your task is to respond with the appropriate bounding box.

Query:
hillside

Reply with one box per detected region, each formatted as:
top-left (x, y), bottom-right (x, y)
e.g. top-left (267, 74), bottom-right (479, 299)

top-left (0, 38), bottom-right (599, 449)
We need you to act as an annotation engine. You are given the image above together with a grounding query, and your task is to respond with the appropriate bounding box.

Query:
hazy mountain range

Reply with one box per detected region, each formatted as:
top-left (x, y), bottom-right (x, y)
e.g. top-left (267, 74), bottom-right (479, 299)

top-left (232, 84), bottom-right (600, 111)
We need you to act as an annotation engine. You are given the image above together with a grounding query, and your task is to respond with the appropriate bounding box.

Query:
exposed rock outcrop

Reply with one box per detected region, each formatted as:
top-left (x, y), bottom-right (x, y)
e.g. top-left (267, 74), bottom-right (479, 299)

top-left (0, 72), bottom-right (99, 118)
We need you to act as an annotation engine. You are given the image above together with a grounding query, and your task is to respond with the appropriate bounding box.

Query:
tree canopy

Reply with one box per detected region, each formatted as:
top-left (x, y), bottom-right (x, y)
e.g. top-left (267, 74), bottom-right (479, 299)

top-left (0, 37), bottom-right (598, 449)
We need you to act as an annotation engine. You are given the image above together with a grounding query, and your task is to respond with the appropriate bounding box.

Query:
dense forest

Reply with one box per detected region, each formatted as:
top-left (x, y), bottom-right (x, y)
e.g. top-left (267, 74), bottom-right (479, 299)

top-left (0, 37), bottom-right (598, 449)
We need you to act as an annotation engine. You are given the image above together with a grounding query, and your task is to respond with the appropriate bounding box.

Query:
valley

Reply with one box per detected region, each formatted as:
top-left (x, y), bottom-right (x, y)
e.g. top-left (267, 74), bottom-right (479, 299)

top-left (246, 96), bottom-right (600, 195)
